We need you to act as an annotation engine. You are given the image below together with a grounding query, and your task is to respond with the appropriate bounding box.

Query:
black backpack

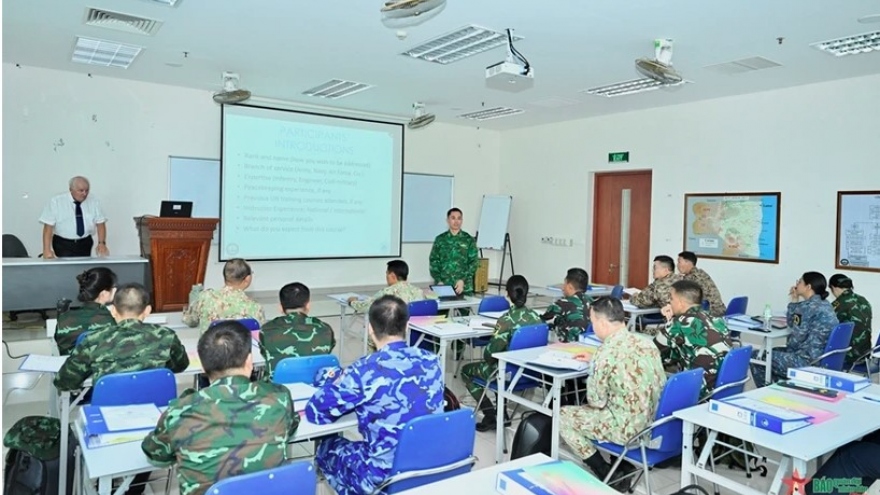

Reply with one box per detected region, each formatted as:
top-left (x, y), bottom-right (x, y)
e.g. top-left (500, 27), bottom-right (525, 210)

top-left (442, 387), bottom-right (461, 412)
top-left (510, 411), bottom-right (552, 460)
top-left (3, 419), bottom-right (76, 495)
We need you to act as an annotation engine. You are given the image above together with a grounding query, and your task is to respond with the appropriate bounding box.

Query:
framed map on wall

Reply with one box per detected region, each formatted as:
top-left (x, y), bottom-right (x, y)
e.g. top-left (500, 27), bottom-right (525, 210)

top-left (683, 192), bottom-right (781, 264)
top-left (835, 190), bottom-right (880, 273)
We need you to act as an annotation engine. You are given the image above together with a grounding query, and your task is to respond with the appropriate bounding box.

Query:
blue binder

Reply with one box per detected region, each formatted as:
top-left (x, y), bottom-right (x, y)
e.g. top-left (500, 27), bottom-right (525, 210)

top-left (709, 397), bottom-right (813, 434)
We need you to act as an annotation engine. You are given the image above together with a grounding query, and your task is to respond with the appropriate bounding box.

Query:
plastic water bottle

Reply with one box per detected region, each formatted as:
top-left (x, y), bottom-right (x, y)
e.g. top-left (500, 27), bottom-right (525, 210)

top-left (763, 304), bottom-right (773, 331)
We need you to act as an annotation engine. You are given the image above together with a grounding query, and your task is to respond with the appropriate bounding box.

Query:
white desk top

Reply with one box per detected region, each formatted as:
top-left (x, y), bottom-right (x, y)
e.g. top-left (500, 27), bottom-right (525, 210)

top-left (409, 321), bottom-right (494, 340)
top-left (329, 294), bottom-right (481, 310)
top-left (621, 302), bottom-right (660, 315)
top-left (178, 337), bottom-right (265, 376)
top-left (674, 384), bottom-right (880, 461)
top-left (396, 454), bottom-right (553, 494)
top-left (2, 255), bottom-right (148, 266)
top-left (530, 286), bottom-right (614, 299)
top-left (493, 345), bottom-right (593, 379)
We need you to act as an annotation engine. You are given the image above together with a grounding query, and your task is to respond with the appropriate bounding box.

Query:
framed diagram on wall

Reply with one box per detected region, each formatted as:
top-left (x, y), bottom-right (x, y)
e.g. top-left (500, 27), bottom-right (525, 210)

top-left (835, 190), bottom-right (880, 273)
top-left (683, 192), bottom-right (781, 264)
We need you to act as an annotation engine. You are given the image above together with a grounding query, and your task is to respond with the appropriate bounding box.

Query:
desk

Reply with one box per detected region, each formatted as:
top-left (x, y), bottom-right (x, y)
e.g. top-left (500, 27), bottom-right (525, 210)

top-left (2, 255), bottom-right (148, 312)
top-left (409, 319), bottom-right (494, 380)
top-left (675, 384), bottom-right (880, 495)
top-left (493, 345), bottom-right (593, 462)
top-left (396, 453), bottom-right (557, 494)
top-left (725, 322), bottom-right (791, 385)
top-left (530, 286), bottom-right (614, 299)
top-left (621, 302), bottom-right (660, 331)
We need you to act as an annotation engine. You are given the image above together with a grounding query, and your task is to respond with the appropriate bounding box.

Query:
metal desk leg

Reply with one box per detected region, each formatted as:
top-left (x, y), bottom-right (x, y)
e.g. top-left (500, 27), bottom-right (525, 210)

top-left (437, 337), bottom-right (448, 383)
top-left (765, 336), bottom-right (774, 385)
top-left (768, 456), bottom-right (791, 495)
top-left (59, 391), bottom-right (71, 495)
top-left (550, 376), bottom-right (562, 459)
top-left (680, 421), bottom-right (696, 488)
top-left (338, 305), bottom-right (346, 359)
top-left (495, 361), bottom-right (507, 463)
top-left (362, 317), bottom-right (368, 356)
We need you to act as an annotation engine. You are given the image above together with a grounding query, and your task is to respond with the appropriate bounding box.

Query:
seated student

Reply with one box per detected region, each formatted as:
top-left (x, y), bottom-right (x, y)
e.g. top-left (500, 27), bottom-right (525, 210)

top-left (806, 430), bottom-right (880, 495)
top-left (541, 267), bottom-right (593, 342)
top-left (829, 274), bottom-right (873, 366)
top-left (461, 275), bottom-right (541, 432)
top-left (654, 280), bottom-right (732, 397)
top-left (306, 295), bottom-right (444, 495)
top-left (559, 297), bottom-right (666, 487)
top-left (629, 255), bottom-right (682, 310)
top-left (55, 267), bottom-right (117, 355)
top-left (183, 258), bottom-right (265, 333)
top-left (260, 282), bottom-right (335, 379)
top-left (142, 321), bottom-right (299, 495)
top-left (54, 283), bottom-right (189, 391)
top-left (751, 272), bottom-right (838, 387)
top-left (347, 260), bottom-right (433, 312)
top-left (677, 251), bottom-right (727, 317)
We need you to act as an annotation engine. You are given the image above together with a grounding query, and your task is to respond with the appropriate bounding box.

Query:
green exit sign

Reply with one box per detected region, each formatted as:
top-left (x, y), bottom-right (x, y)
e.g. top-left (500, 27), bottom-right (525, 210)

top-left (608, 152), bottom-right (630, 163)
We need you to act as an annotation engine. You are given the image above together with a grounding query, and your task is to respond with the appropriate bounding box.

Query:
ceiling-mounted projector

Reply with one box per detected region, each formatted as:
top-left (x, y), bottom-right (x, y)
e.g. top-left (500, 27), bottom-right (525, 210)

top-left (485, 28), bottom-right (533, 93)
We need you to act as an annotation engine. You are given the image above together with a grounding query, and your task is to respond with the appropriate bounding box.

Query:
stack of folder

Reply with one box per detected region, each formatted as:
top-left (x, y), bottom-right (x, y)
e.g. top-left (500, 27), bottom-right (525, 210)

top-left (787, 366), bottom-right (870, 392)
top-left (708, 396), bottom-right (812, 434)
top-left (496, 460), bottom-right (616, 495)
top-left (79, 403), bottom-right (162, 448)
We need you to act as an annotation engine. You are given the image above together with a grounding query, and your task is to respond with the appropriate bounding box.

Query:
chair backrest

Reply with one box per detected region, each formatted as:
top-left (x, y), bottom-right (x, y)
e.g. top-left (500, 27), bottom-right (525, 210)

top-left (209, 318), bottom-right (261, 331)
top-left (478, 296), bottom-right (510, 314)
top-left (610, 285), bottom-right (624, 300)
top-left (206, 460), bottom-right (316, 495)
top-left (384, 409), bottom-right (476, 493)
top-left (408, 299), bottom-right (439, 317)
top-left (649, 368), bottom-right (704, 453)
top-left (272, 354), bottom-right (340, 384)
top-left (701, 300), bottom-right (710, 311)
top-left (724, 296), bottom-right (749, 317)
top-left (502, 323), bottom-right (550, 379)
top-left (91, 368), bottom-right (178, 407)
top-left (2, 234), bottom-right (29, 258)
top-left (819, 322), bottom-right (855, 371)
top-left (709, 345), bottom-right (753, 401)
top-left (74, 332), bottom-right (90, 347)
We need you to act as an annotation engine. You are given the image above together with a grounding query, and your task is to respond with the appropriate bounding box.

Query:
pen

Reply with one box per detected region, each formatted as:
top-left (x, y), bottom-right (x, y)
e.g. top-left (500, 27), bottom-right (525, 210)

top-left (859, 395), bottom-right (880, 404)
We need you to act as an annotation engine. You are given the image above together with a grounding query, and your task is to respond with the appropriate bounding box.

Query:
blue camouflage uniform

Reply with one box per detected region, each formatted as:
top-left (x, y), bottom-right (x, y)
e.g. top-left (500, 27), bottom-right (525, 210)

top-left (751, 295), bottom-right (838, 387)
top-left (305, 341), bottom-right (444, 495)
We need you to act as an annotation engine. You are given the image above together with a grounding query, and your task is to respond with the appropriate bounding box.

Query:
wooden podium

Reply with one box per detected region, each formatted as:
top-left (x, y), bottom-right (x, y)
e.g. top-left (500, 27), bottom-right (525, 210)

top-left (134, 216), bottom-right (219, 312)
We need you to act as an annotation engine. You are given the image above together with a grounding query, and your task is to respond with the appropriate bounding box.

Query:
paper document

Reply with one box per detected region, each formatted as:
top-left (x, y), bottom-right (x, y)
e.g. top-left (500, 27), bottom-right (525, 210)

top-left (458, 316), bottom-right (497, 329)
top-left (328, 293), bottom-right (366, 304)
top-left (19, 354), bottom-right (67, 373)
top-left (294, 400), bottom-right (309, 412)
top-left (143, 315), bottom-right (168, 324)
top-left (529, 351), bottom-right (589, 371)
top-left (284, 383), bottom-right (317, 401)
top-left (424, 323), bottom-right (476, 336)
top-left (623, 287), bottom-right (641, 296)
top-left (479, 311), bottom-right (506, 319)
top-left (100, 404), bottom-right (162, 431)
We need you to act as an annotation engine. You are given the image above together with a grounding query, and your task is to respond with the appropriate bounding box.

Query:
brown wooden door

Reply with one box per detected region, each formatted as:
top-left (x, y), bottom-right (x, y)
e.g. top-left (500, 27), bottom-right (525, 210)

top-left (591, 171), bottom-right (652, 288)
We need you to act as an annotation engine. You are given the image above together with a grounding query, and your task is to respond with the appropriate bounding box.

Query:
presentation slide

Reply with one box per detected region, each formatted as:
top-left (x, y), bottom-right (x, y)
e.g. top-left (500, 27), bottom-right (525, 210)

top-left (220, 105), bottom-right (403, 260)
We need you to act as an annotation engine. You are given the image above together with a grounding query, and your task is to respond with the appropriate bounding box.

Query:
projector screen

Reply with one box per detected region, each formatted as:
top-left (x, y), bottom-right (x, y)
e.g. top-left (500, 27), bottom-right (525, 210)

top-left (220, 105), bottom-right (404, 261)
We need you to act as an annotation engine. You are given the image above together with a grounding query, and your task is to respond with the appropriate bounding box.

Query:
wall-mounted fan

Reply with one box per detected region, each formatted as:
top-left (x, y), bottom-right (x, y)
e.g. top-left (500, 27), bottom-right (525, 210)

top-left (381, 0), bottom-right (446, 29)
top-left (407, 102), bottom-right (435, 129)
top-left (635, 39), bottom-right (683, 84)
top-left (212, 72), bottom-right (252, 104)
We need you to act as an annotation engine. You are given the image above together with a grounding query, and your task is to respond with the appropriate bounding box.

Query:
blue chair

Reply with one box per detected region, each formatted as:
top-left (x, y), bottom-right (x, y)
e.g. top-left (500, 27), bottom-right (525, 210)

top-left (272, 354), bottom-right (340, 384)
top-left (455, 296), bottom-right (512, 377)
top-left (91, 368), bottom-right (177, 407)
top-left (724, 296), bottom-right (750, 344)
top-left (370, 409), bottom-right (477, 494)
top-left (849, 332), bottom-right (880, 379)
top-left (206, 460), bottom-right (316, 495)
top-left (595, 368), bottom-right (704, 494)
top-left (209, 317), bottom-right (261, 330)
top-left (610, 285), bottom-right (624, 300)
top-left (701, 300), bottom-right (710, 311)
top-left (810, 322), bottom-right (854, 371)
top-left (74, 332), bottom-right (90, 347)
top-left (408, 300), bottom-right (440, 349)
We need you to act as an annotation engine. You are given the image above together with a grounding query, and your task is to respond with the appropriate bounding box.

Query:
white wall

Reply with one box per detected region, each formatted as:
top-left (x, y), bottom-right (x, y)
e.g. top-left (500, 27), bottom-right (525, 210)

top-left (2, 64), bottom-right (501, 290)
top-left (500, 74), bottom-right (880, 315)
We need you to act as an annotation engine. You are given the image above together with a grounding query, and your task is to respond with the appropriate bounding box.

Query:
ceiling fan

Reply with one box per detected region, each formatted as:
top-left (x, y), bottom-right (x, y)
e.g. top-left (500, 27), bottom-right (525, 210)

top-left (407, 102), bottom-right (435, 129)
top-left (635, 39), bottom-right (684, 85)
top-left (381, 0), bottom-right (446, 29)
top-left (212, 72), bottom-right (251, 104)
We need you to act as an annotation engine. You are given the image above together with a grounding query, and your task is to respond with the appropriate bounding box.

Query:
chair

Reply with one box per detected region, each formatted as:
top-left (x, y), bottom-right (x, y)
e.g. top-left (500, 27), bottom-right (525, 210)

top-left (3, 234), bottom-right (49, 321)
top-left (408, 300), bottom-right (440, 349)
top-left (455, 296), bottom-right (511, 377)
top-left (209, 317), bottom-right (261, 339)
top-left (610, 285), bottom-right (624, 300)
top-left (810, 322), bottom-right (854, 371)
top-left (369, 409), bottom-right (477, 494)
top-left (206, 460), bottom-right (316, 495)
top-left (74, 332), bottom-right (90, 347)
top-left (2, 341), bottom-right (45, 407)
top-left (595, 368), bottom-right (704, 494)
top-left (272, 354), bottom-right (340, 384)
top-left (849, 332), bottom-right (880, 380)
top-left (724, 296), bottom-right (750, 344)
top-left (701, 300), bottom-right (710, 311)
top-left (91, 368), bottom-right (178, 407)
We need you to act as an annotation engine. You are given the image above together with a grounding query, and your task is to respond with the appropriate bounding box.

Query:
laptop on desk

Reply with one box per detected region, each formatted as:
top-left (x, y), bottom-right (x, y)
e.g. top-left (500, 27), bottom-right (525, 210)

top-left (430, 285), bottom-right (464, 301)
top-left (160, 201), bottom-right (193, 218)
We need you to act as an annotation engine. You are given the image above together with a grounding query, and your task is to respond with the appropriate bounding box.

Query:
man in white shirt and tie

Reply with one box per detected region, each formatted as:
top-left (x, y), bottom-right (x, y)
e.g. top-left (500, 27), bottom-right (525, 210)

top-left (40, 176), bottom-right (109, 258)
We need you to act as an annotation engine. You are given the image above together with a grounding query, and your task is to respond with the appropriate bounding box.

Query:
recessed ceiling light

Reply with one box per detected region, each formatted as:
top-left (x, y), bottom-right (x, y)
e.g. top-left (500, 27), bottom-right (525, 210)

top-left (581, 78), bottom-right (691, 98)
top-left (165, 62), bottom-right (183, 68)
top-left (401, 25), bottom-right (523, 65)
top-left (457, 107), bottom-right (524, 121)
top-left (857, 14), bottom-right (880, 24)
top-left (72, 37), bottom-right (143, 69)
top-left (302, 79), bottom-right (373, 99)
top-left (811, 30), bottom-right (880, 56)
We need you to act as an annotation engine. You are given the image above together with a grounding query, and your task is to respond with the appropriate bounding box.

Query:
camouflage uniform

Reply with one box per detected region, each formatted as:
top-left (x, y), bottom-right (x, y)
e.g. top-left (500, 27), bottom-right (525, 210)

top-left (831, 290), bottom-right (873, 364)
top-left (429, 230), bottom-right (479, 295)
top-left (461, 306), bottom-right (542, 403)
top-left (305, 341), bottom-right (444, 495)
top-left (541, 291), bottom-right (593, 342)
top-left (182, 286), bottom-right (266, 333)
top-left (751, 295), bottom-right (839, 387)
top-left (54, 301), bottom-right (114, 355)
top-left (654, 305), bottom-right (732, 397)
top-left (141, 375), bottom-right (298, 495)
top-left (682, 267), bottom-right (727, 317)
top-left (53, 319), bottom-right (190, 391)
top-left (350, 281), bottom-right (432, 313)
top-left (630, 274), bottom-right (683, 309)
top-left (259, 312), bottom-right (335, 379)
top-left (559, 329), bottom-right (666, 459)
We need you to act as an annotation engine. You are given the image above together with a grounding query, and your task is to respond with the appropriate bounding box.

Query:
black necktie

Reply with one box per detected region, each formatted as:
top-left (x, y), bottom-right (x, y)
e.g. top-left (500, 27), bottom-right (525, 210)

top-left (74, 201), bottom-right (85, 237)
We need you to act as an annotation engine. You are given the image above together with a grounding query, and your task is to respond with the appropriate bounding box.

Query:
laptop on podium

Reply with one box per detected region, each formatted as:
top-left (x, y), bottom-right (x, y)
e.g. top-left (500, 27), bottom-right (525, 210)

top-left (430, 285), bottom-right (464, 302)
top-left (160, 201), bottom-right (193, 218)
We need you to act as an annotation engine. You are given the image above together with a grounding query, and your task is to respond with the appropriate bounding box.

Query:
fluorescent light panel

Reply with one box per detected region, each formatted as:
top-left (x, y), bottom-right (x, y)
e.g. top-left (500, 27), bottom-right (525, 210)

top-left (302, 79), bottom-right (373, 99)
top-left (582, 78), bottom-right (690, 98)
top-left (402, 25), bottom-right (523, 65)
top-left (72, 37), bottom-right (142, 69)
top-left (458, 107), bottom-right (524, 121)
top-left (811, 30), bottom-right (880, 56)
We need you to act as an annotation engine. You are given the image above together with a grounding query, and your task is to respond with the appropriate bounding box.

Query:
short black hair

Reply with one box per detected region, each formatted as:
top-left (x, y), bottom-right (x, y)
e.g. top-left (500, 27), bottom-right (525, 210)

top-left (506, 275), bottom-right (529, 308)
top-left (368, 295), bottom-right (409, 339)
top-left (279, 282), bottom-right (310, 311)
top-left (76, 267), bottom-right (117, 302)
top-left (198, 320), bottom-right (252, 377)
top-left (223, 258), bottom-right (252, 283)
top-left (802, 271), bottom-right (829, 300)
top-left (446, 207), bottom-right (462, 218)
top-left (678, 251), bottom-right (698, 265)
top-left (590, 297), bottom-right (625, 323)
top-left (386, 260), bottom-right (409, 281)
top-left (829, 274), bottom-right (854, 290)
top-left (671, 280), bottom-right (703, 306)
top-left (653, 255), bottom-right (675, 272)
top-left (565, 268), bottom-right (589, 292)
top-left (113, 283), bottom-right (150, 315)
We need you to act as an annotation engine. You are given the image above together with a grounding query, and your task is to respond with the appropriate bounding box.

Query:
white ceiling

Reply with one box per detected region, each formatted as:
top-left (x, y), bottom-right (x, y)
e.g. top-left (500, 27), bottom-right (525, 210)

top-left (4, 0), bottom-right (880, 130)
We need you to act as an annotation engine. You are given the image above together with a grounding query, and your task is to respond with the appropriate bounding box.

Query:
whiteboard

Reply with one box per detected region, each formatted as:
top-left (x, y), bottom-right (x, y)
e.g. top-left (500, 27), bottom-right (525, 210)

top-left (403, 173), bottom-right (454, 243)
top-left (477, 195), bottom-right (512, 249)
top-left (169, 156), bottom-right (220, 218)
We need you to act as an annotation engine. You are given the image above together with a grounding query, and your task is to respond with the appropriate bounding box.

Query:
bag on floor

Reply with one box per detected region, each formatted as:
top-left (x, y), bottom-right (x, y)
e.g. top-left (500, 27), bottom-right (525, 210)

top-left (3, 416), bottom-right (75, 495)
top-left (510, 411), bottom-right (552, 460)
top-left (442, 387), bottom-right (461, 412)
top-left (694, 429), bottom-right (768, 477)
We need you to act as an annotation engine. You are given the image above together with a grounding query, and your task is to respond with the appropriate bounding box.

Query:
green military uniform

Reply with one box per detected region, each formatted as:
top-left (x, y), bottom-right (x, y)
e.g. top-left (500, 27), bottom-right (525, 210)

top-left (3, 416), bottom-right (63, 461)
top-left (541, 291), bottom-right (593, 342)
top-left (259, 312), bottom-right (335, 379)
top-left (630, 273), bottom-right (682, 309)
top-left (654, 305), bottom-right (732, 397)
top-left (559, 329), bottom-right (666, 459)
top-left (682, 267), bottom-right (727, 317)
top-left (141, 375), bottom-right (299, 495)
top-left (831, 289), bottom-right (873, 364)
top-left (54, 301), bottom-right (114, 355)
top-left (54, 319), bottom-right (189, 391)
top-left (350, 281), bottom-right (432, 313)
top-left (429, 230), bottom-right (479, 295)
top-left (183, 286), bottom-right (265, 333)
top-left (460, 306), bottom-right (541, 403)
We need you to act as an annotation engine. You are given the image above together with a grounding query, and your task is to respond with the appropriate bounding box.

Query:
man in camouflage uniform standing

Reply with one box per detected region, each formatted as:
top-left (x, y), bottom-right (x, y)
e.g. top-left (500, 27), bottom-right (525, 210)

top-left (541, 268), bottom-right (593, 342)
top-left (429, 208), bottom-right (479, 296)
top-left (260, 282), bottom-right (335, 379)
top-left (829, 274), bottom-right (873, 365)
top-left (560, 297), bottom-right (666, 485)
top-left (677, 251), bottom-right (727, 317)
top-left (183, 258), bottom-right (265, 333)
top-left (306, 296), bottom-right (443, 495)
top-left (654, 280), bottom-right (732, 397)
top-left (142, 321), bottom-right (298, 495)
